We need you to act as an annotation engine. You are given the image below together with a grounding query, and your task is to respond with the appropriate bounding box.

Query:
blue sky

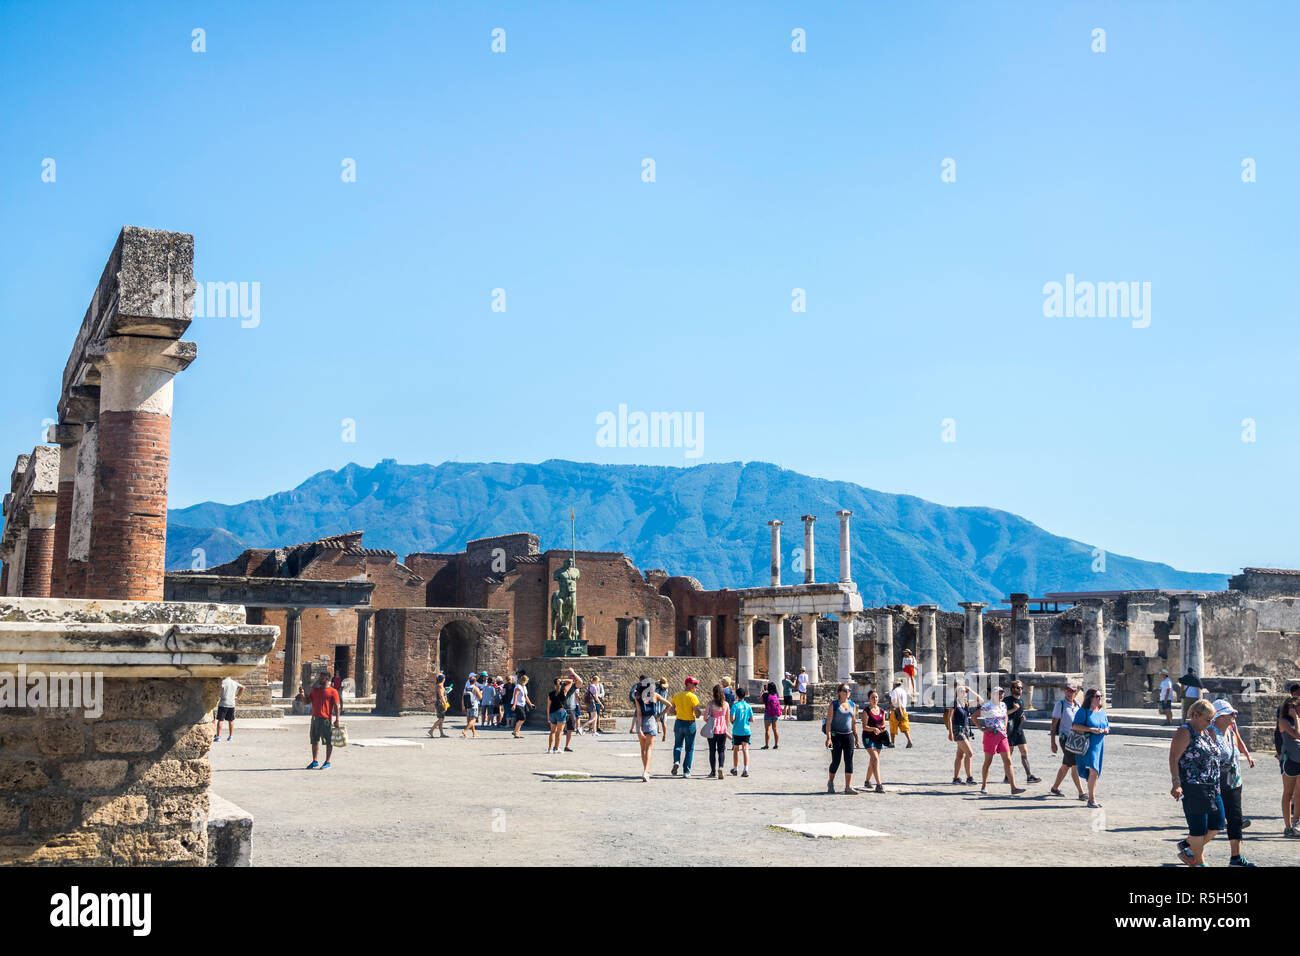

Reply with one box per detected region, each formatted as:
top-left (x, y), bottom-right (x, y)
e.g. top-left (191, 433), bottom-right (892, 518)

top-left (1, 0), bottom-right (1296, 575)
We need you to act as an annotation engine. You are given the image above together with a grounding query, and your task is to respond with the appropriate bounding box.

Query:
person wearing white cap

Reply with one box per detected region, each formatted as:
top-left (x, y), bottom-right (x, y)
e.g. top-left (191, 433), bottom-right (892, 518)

top-left (1179, 699), bottom-right (1256, 866)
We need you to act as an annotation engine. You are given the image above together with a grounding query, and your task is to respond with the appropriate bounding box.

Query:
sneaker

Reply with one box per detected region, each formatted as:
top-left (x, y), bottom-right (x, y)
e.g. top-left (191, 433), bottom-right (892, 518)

top-left (320, 762), bottom-right (331, 769)
top-left (1026, 775), bottom-right (1042, 783)
top-left (1229, 856), bottom-right (1256, 867)
top-left (563, 747), bottom-right (574, 752)
top-left (683, 771), bottom-right (691, 778)
top-left (1011, 787), bottom-right (1026, 795)
top-left (1078, 792), bottom-right (1089, 801)
top-left (213, 735), bottom-right (221, 742)
top-left (306, 761), bottom-right (320, 770)
top-left (875, 784), bottom-right (885, 793)
top-left (1178, 844), bottom-right (1195, 866)
top-left (717, 769), bottom-right (724, 780)
top-left (905, 742), bottom-right (913, 749)
top-left (979, 787), bottom-right (988, 794)
top-left (741, 769), bottom-right (749, 777)
top-left (760, 745), bottom-right (769, 750)
top-left (1049, 788), bottom-right (1065, 796)
top-left (952, 777), bottom-right (961, 784)
top-left (671, 763), bottom-right (679, 775)
top-left (730, 768), bottom-right (739, 776)
top-left (827, 781), bottom-right (836, 794)
top-left (773, 744), bottom-right (779, 750)
top-left (843, 786), bottom-right (859, 795)
top-left (965, 776), bottom-right (976, 785)
top-left (1284, 827), bottom-right (1298, 838)
top-left (1241, 818), bottom-right (1252, 829)
top-left (1003, 776), bottom-right (1010, 784)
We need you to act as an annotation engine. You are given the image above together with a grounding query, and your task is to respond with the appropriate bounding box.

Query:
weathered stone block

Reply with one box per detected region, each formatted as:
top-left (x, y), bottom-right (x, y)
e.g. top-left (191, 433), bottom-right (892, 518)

top-left (61, 759), bottom-right (128, 791)
top-left (206, 792), bottom-right (252, 867)
top-left (0, 716), bottom-right (38, 755)
top-left (151, 792), bottom-right (207, 826)
top-left (108, 826), bottom-right (205, 866)
top-left (0, 831), bottom-right (101, 865)
top-left (37, 723), bottom-right (87, 757)
top-left (0, 799), bottom-right (22, 831)
top-left (164, 723), bottom-right (213, 761)
top-left (100, 680), bottom-right (190, 720)
top-left (0, 758), bottom-right (50, 791)
top-left (82, 794), bottom-right (149, 826)
top-left (93, 722), bottom-right (161, 754)
top-left (27, 797), bottom-right (75, 831)
top-left (136, 758), bottom-right (210, 789)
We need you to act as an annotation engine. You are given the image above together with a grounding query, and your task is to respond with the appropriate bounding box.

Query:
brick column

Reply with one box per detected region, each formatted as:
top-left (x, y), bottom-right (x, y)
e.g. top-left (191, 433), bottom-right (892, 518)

top-left (21, 496), bottom-right (58, 597)
top-left (8, 528), bottom-right (29, 596)
top-left (801, 514), bottom-right (816, 584)
top-left (959, 602), bottom-right (987, 675)
top-left (282, 608), bottom-right (305, 698)
top-left (767, 614), bottom-right (786, 684)
top-left (800, 613), bottom-right (819, 683)
top-left (48, 424), bottom-right (82, 597)
top-left (737, 615), bottom-right (755, 683)
top-left (85, 338), bottom-right (195, 601)
top-left (768, 520), bottom-right (782, 586)
top-left (354, 608), bottom-right (375, 696)
top-left (836, 611), bottom-right (855, 681)
top-left (694, 615), bottom-right (713, 657)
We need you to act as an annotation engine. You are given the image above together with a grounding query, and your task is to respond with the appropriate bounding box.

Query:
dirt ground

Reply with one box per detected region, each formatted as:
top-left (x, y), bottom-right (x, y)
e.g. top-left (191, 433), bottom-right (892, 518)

top-left (210, 713), bottom-right (1296, 867)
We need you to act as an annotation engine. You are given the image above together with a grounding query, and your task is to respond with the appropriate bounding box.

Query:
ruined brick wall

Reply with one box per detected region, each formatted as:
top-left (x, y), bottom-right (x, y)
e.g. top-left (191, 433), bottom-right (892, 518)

top-left (0, 677), bottom-right (219, 866)
top-left (543, 551), bottom-right (675, 657)
top-left (517, 656), bottom-right (737, 720)
top-left (659, 577), bottom-right (741, 658)
top-left (374, 607), bottom-right (510, 714)
top-left (404, 554), bottom-right (459, 606)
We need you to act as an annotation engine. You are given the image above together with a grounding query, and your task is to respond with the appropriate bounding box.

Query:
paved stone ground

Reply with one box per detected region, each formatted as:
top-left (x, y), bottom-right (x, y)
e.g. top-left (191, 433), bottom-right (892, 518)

top-left (210, 715), bottom-right (1298, 866)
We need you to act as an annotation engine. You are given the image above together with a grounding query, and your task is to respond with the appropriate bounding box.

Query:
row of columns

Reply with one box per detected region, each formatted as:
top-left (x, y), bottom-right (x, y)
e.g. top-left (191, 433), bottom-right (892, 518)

top-left (1, 339), bottom-right (194, 602)
top-left (766, 511), bottom-right (854, 587)
top-left (613, 617), bottom-right (653, 657)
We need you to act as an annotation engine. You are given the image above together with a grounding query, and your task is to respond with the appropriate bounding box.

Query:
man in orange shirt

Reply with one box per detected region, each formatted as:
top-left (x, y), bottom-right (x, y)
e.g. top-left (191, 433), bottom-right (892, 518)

top-left (306, 671), bottom-right (341, 770)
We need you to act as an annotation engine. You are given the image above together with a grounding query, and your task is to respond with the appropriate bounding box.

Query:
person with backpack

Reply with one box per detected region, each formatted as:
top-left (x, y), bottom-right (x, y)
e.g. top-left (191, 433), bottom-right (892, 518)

top-left (461, 672), bottom-right (483, 739)
top-left (721, 676), bottom-right (736, 707)
top-left (703, 683), bottom-right (732, 779)
top-left (654, 678), bottom-right (670, 741)
top-left (729, 687), bottom-right (754, 777)
top-left (584, 675), bottom-right (605, 735)
top-left (825, 683), bottom-right (860, 794)
top-left (633, 677), bottom-right (673, 782)
top-left (760, 681), bottom-right (782, 749)
top-left (1048, 682), bottom-right (1085, 799)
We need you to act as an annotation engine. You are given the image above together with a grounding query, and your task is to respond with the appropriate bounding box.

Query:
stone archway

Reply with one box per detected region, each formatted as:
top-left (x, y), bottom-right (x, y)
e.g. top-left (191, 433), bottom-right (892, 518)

top-left (439, 618), bottom-right (482, 712)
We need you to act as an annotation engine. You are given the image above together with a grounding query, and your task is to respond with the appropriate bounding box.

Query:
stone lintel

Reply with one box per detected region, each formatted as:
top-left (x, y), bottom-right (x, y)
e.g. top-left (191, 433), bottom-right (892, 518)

top-left (60, 226), bottom-right (195, 414)
top-left (163, 573), bottom-right (374, 608)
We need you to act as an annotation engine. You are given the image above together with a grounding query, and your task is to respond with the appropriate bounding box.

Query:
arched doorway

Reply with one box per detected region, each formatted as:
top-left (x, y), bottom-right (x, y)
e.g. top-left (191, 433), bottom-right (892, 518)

top-left (438, 618), bottom-right (481, 712)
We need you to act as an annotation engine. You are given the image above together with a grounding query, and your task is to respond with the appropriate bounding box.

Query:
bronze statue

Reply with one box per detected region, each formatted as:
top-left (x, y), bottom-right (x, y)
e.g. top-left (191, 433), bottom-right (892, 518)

top-left (550, 557), bottom-right (580, 641)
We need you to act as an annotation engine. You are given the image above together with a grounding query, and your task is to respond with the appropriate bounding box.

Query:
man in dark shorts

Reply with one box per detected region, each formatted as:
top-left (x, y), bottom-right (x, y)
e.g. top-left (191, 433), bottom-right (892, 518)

top-left (306, 672), bottom-right (341, 770)
top-left (1048, 682), bottom-right (1084, 798)
top-left (781, 673), bottom-right (795, 719)
top-left (1004, 680), bottom-right (1040, 783)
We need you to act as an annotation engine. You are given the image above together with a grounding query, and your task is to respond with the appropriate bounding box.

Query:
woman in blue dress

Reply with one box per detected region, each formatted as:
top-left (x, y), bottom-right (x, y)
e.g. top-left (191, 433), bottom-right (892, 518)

top-left (1071, 687), bottom-right (1110, 808)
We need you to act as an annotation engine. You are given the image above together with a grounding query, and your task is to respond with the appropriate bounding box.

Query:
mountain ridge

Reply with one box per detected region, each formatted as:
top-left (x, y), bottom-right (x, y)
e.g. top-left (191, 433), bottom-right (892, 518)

top-left (166, 458), bottom-right (1229, 608)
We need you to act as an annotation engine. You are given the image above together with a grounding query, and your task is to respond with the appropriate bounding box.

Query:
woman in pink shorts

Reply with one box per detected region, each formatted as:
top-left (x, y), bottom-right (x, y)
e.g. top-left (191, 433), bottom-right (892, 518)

top-left (977, 687), bottom-right (1025, 796)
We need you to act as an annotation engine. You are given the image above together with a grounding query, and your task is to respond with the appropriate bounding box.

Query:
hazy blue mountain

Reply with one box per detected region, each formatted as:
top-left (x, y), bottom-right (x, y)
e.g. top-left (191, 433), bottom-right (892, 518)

top-left (166, 459), bottom-right (1228, 608)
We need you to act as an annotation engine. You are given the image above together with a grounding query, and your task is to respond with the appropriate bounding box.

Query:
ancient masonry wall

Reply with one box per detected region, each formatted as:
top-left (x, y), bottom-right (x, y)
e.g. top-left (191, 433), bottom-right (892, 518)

top-left (0, 678), bottom-right (220, 865)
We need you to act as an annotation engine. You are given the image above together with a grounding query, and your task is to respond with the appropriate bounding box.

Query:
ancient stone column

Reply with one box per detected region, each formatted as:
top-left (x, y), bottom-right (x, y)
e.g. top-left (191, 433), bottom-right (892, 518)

top-left (1176, 593), bottom-right (1206, 682)
top-left (8, 528), bottom-right (28, 596)
top-left (49, 424), bottom-right (82, 597)
top-left (354, 608), bottom-right (375, 697)
top-left (801, 514), bottom-right (816, 584)
top-left (695, 615), bottom-right (713, 657)
top-left (85, 337), bottom-right (196, 600)
top-left (836, 509), bottom-right (852, 583)
top-left (917, 605), bottom-right (938, 706)
top-left (21, 496), bottom-right (58, 598)
top-left (737, 615), bottom-right (756, 683)
top-left (877, 610), bottom-right (894, 688)
top-left (282, 607), bottom-right (305, 698)
top-left (767, 614), bottom-right (786, 683)
top-left (615, 617), bottom-right (632, 656)
top-left (64, 419), bottom-right (98, 598)
top-left (635, 617), bottom-right (651, 656)
top-left (1011, 593), bottom-right (1035, 672)
top-left (837, 611), bottom-right (855, 681)
top-left (800, 612), bottom-right (819, 683)
top-left (959, 602), bottom-right (987, 675)
top-left (1080, 599), bottom-right (1106, 695)
top-left (768, 519), bottom-right (782, 586)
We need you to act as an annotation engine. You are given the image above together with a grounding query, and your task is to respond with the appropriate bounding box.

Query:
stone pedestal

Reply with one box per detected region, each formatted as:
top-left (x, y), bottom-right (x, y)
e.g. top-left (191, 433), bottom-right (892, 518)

top-left (0, 596), bottom-right (276, 866)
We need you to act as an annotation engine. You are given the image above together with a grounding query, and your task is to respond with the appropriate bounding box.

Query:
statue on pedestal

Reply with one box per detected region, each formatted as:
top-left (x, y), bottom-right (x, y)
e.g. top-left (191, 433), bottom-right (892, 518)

top-left (550, 557), bottom-right (580, 641)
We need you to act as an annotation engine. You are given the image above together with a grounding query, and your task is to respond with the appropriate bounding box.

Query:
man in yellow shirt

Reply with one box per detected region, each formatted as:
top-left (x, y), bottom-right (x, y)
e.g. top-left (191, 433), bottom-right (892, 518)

top-left (671, 677), bottom-right (704, 777)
